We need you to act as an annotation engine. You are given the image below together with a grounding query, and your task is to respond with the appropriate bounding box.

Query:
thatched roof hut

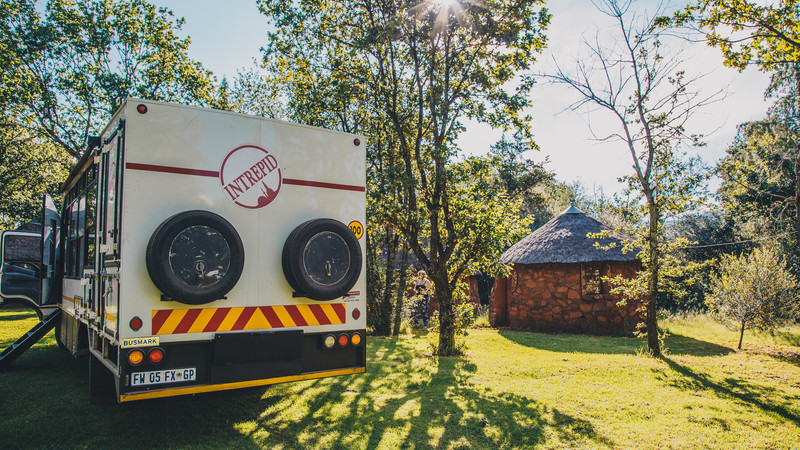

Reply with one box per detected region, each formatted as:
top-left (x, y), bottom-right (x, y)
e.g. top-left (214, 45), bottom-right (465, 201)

top-left (489, 206), bottom-right (642, 335)
top-left (502, 205), bottom-right (634, 264)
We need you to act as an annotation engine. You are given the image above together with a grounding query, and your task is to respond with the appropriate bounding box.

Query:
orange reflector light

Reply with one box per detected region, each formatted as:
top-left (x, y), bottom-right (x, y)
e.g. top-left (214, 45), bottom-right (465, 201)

top-left (128, 349), bottom-right (144, 366)
top-left (337, 334), bottom-right (349, 347)
top-left (148, 348), bottom-right (164, 364)
top-left (324, 335), bottom-right (336, 349)
top-left (351, 333), bottom-right (362, 346)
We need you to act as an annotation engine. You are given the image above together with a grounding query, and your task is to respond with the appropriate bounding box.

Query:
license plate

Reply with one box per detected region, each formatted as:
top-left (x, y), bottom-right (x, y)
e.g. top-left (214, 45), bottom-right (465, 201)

top-left (130, 368), bottom-right (196, 387)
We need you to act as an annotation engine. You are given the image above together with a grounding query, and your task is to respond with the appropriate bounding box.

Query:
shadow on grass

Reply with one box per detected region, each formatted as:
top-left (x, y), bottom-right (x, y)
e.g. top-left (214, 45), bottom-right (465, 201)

top-left (658, 356), bottom-right (800, 427)
top-left (498, 329), bottom-right (732, 358)
top-left (662, 333), bottom-right (733, 357)
top-left (229, 337), bottom-right (614, 448)
top-left (763, 349), bottom-right (800, 368)
top-left (0, 335), bottom-right (614, 449)
top-left (771, 330), bottom-right (800, 347)
top-left (498, 329), bottom-right (642, 355)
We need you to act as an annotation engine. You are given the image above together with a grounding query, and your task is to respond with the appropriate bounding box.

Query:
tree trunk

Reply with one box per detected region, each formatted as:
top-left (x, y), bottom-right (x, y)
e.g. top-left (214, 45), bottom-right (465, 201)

top-left (737, 319), bottom-right (746, 350)
top-left (392, 241), bottom-right (409, 336)
top-left (374, 227), bottom-right (398, 336)
top-left (431, 268), bottom-right (457, 356)
top-left (365, 229), bottom-right (382, 331)
top-left (795, 148), bottom-right (800, 266)
top-left (647, 200), bottom-right (661, 357)
top-left (794, 63), bottom-right (800, 270)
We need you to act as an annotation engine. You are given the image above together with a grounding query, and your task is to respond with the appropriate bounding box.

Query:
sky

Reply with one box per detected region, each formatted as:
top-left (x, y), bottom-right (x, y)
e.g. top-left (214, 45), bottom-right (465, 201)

top-left (150, 0), bottom-right (773, 196)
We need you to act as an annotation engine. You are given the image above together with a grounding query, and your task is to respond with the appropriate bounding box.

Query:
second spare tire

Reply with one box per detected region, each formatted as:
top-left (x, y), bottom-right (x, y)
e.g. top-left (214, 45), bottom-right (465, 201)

top-left (282, 218), bottom-right (362, 301)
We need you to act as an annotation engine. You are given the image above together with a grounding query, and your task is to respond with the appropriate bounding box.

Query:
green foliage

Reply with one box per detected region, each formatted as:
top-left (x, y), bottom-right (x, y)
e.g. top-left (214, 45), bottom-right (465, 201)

top-left (428, 300), bottom-right (476, 355)
top-left (664, 211), bottom-right (747, 312)
top-left (665, 0), bottom-right (800, 71)
top-left (707, 246), bottom-right (798, 349)
top-left (259, 0), bottom-right (550, 355)
top-left (1, 0), bottom-right (218, 158)
top-left (489, 134), bottom-right (554, 225)
top-left (0, 124), bottom-right (70, 227)
top-left (717, 118), bottom-right (799, 261)
top-left (540, 180), bottom-right (639, 232)
top-left (216, 69), bottom-right (285, 118)
top-left (444, 156), bottom-right (535, 280)
top-left (1, 0), bottom-right (217, 227)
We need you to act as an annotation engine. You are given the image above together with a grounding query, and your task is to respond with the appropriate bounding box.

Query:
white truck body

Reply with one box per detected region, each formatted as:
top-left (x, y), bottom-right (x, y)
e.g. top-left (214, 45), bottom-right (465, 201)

top-left (1, 99), bottom-right (367, 402)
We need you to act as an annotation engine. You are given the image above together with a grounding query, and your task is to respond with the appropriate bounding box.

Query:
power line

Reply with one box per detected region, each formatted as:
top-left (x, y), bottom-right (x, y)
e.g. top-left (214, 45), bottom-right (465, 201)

top-left (684, 231), bottom-right (797, 249)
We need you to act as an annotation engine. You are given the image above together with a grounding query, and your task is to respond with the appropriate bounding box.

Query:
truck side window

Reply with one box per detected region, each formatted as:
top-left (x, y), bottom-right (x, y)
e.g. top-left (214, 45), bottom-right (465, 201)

top-left (63, 167), bottom-right (97, 278)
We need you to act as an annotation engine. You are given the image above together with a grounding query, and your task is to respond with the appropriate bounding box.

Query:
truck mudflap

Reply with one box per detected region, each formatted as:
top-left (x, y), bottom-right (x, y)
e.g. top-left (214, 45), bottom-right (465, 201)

top-left (116, 329), bottom-right (366, 402)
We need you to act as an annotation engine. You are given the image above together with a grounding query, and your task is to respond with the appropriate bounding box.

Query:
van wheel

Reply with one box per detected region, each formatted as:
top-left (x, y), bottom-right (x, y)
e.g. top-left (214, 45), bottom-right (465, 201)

top-left (146, 211), bottom-right (244, 305)
top-left (282, 219), bottom-right (362, 301)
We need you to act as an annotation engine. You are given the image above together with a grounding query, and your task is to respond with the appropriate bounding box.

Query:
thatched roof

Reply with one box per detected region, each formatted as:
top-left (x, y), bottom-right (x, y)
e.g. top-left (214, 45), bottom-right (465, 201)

top-left (501, 205), bottom-right (637, 264)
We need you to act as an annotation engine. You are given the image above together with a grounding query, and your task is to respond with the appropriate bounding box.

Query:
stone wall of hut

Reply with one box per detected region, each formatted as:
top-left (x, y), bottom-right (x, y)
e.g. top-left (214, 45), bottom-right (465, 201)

top-left (489, 261), bottom-right (642, 335)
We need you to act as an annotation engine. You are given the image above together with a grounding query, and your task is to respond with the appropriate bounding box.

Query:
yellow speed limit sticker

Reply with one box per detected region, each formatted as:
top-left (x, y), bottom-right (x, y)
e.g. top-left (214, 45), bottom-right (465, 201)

top-left (348, 221), bottom-right (364, 239)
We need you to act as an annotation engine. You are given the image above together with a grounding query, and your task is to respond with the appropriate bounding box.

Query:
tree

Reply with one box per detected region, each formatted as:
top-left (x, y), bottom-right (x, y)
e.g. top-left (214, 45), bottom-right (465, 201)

top-left (547, 0), bottom-right (715, 356)
top-left (666, 0), bottom-right (800, 72)
top-left (717, 118), bottom-right (800, 266)
top-left (259, 0), bottom-right (550, 354)
top-left (1, 0), bottom-right (218, 159)
top-left (489, 134), bottom-right (554, 227)
top-left (707, 246), bottom-right (798, 349)
top-left (715, 62), bottom-right (800, 274)
top-left (216, 68), bottom-right (285, 119)
top-left (664, 210), bottom-right (746, 313)
top-left (0, 124), bottom-right (70, 227)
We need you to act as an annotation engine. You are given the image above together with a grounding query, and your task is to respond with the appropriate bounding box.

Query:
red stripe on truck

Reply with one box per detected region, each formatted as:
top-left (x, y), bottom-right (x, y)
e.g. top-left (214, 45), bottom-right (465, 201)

top-left (126, 163), bottom-right (365, 192)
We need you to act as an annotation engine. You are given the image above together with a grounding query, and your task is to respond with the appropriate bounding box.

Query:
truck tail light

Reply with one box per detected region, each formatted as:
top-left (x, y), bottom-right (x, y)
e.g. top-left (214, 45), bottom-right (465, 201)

top-left (351, 333), bottom-right (362, 346)
top-left (128, 349), bottom-right (144, 366)
top-left (323, 334), bottom-right (336, 349)
top-left (337, 334), bottom-right (349, 347)
top-left (148, 348), bottom-right (164, 364)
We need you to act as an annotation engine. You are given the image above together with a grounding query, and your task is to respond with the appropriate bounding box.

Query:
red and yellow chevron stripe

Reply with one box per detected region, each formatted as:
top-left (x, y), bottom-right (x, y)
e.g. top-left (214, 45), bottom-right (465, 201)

top-left (152, 303), bottom-right (346, 335)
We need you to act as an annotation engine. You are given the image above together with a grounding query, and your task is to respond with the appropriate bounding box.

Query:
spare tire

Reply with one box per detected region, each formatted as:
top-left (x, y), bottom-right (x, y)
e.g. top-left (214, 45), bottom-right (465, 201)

top-left (146, 211), bottom-right (244, 305)
top-left (282, 218), bottom-right (362, 301)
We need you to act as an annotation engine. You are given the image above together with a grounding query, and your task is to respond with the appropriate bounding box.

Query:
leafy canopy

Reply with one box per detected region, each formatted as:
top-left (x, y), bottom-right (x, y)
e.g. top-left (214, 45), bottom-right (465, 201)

top-left (1, 0), bottom-right (218, 158)
top-left (664, 0), bottom-right (800, 71)
top-left (707, 246), bottom-right (798, 348)
top-left (259, 0), bottom-right (550, 355)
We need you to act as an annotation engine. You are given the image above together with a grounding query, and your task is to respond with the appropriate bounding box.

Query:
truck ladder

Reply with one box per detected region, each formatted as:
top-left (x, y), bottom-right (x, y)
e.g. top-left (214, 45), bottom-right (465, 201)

top-left (0, 309), bottom-right (61, 370)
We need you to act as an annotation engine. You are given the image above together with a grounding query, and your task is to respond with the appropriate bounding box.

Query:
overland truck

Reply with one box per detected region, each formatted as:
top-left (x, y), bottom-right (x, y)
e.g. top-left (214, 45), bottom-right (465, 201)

top-left (0, 99), bottom-right (367, 402)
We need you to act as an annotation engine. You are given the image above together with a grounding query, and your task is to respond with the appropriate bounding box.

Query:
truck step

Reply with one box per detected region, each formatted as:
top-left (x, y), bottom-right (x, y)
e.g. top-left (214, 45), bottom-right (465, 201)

top-left (0, 309), bottom-right (61, 370)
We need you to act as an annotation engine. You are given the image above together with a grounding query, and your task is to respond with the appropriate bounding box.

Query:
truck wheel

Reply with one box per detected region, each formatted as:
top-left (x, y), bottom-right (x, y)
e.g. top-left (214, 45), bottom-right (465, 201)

top-left (146, 211), bottom-right (244, 305)
top-left (55, 318), bottom-right (68, 351)
top-left (282, 219), bottom-right (362, 301)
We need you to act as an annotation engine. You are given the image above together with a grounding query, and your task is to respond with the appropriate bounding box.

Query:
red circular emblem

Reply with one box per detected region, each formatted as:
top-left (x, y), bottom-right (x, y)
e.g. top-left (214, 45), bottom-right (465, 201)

top-left (220, 145), bottom-right (282, 209)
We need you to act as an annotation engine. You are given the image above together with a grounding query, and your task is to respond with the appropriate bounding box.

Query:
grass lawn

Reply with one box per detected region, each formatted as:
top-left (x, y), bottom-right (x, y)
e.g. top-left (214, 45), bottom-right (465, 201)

top-left (1, 307), bottom-right (799, 449)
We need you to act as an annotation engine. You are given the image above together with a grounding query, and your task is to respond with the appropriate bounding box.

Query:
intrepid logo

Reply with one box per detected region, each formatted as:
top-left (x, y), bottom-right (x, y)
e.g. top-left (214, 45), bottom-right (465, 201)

top-left (220, 145), bottom-right (282, 209)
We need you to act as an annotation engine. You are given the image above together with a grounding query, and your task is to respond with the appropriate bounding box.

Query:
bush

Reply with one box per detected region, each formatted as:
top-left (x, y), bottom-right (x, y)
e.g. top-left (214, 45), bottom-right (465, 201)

top-left (707, 246), bottom-right (798, 349)
top-left (428, 302), bottom-right (476, 354)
